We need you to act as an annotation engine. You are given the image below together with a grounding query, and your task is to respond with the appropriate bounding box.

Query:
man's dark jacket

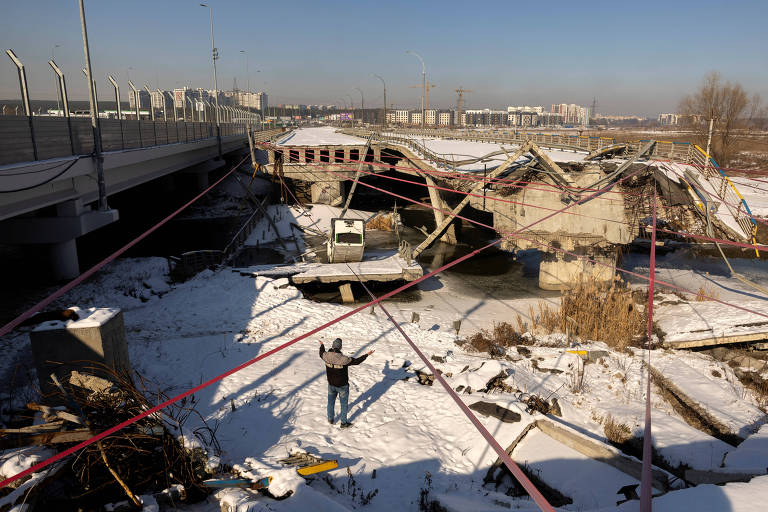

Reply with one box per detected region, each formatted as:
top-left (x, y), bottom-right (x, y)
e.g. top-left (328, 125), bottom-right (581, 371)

top-left (319, 344), bottom-right (369, 387)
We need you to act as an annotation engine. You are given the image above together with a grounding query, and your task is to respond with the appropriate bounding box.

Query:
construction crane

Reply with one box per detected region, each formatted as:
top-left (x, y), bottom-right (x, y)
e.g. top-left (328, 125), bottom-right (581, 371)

top-left (410, 83), bottom-right (437, 124)
top-left (456, 87), bottom-right (473, 127)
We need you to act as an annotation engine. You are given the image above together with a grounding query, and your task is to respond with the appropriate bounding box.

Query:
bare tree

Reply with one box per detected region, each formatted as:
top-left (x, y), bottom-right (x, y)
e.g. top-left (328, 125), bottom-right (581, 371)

top-left (679, 71), bottom-right (749, 167)
top-left (747, 93), bottom-right (766, 132)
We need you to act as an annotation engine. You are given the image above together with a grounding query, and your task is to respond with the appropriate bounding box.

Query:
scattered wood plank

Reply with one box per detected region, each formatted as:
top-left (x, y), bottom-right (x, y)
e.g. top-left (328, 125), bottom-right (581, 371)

top-left (0, 428), bottom-right (94, 449)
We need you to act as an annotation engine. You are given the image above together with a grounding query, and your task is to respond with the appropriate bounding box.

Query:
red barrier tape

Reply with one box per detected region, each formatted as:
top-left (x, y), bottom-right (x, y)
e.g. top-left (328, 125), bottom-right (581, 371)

top-left (640, 189), bottom-right (657, 511)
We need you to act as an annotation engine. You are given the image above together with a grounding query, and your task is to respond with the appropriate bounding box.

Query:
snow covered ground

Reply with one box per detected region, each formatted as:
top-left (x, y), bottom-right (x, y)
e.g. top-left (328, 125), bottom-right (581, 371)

top-left (390, 135), bottom-right (588, 171)
top-left (2, 253), bottom-right (767, 510)
top-left (276, 127), bottom-right (367, 146)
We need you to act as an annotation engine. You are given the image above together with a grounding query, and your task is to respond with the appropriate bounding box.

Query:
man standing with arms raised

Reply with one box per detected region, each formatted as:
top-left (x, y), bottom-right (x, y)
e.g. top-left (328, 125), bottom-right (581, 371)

top-left (319, 338), bottom-right (374, 428)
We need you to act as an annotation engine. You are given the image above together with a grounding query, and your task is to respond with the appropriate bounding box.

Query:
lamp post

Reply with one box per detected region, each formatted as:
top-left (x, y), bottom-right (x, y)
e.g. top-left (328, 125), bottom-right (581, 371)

top-left (78, 0), bottom-right (107, 210)
top-left (240, 49), bottom-right (249, 114)
top-left (406, 50), bottom-right (425, 128)
top-left (200, 3), bottom-right (221, 158)
top-left (354, 87), bottom-right (364, 126)
top-left (371, 73), bottom-right (386, 126)
top-left (52, 44), bottom-right (61, 114)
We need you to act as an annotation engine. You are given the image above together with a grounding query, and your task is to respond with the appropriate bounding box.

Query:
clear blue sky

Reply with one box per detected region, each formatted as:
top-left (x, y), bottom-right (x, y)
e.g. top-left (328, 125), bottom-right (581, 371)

top-left (1, 0), bottom-right (766, 115)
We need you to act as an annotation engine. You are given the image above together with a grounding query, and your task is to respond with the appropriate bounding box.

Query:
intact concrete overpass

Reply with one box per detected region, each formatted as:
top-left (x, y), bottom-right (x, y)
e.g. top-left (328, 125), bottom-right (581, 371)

top-left (0, 114), bottom-right (286, 279)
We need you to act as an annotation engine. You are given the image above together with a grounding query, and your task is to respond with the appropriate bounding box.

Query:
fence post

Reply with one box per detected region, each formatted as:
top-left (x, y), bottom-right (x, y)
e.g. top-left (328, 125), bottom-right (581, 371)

top-left (52, 60), bottom-right (76, 154)
top-left (6, 49), bottom-right (38, 160)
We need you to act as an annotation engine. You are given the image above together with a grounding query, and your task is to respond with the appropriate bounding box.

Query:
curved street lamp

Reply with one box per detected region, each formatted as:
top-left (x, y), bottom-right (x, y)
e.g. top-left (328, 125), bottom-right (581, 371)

top-left (371, 73), bottom-right (386, 126)
top-left (406, 50), bottom-right (426, 128)
top-left (354, 87), bottom-right (364, 125)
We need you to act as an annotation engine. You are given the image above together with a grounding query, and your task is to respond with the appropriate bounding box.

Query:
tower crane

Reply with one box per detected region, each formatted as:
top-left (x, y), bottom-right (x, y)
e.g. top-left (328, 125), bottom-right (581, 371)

top-left (456, 87), bottom-right (473, 127)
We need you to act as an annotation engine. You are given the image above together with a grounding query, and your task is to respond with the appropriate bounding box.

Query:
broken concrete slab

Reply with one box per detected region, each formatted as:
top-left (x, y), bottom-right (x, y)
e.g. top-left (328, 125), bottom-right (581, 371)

top-left (468, 401), bottom-right (521, 423)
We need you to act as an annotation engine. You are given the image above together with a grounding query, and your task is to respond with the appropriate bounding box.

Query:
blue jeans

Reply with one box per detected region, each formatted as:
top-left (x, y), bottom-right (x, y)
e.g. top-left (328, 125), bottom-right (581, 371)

top-left (327, 384), bottom-right (349, 423)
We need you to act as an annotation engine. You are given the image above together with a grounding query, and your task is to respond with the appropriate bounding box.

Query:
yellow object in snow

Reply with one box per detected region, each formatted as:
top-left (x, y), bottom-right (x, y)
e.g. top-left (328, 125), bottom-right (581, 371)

top-left (296, 459), bottom-right (338, 476)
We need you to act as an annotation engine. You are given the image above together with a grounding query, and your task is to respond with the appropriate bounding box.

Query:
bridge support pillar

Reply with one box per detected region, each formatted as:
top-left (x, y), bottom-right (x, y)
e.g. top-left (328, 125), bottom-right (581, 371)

top-left (538, 247), bottom-right (617, 291)
top-left (0, 199), bottom-right (119, 281)
top-left (423, 174), bottom-right (457, 244)
top-left (310, 181), bottom-right (343, 206)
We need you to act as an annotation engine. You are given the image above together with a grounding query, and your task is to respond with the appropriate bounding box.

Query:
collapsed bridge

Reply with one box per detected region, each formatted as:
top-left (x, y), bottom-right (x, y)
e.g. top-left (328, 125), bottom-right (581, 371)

top-left (259, 127), bottom-right (761, 290)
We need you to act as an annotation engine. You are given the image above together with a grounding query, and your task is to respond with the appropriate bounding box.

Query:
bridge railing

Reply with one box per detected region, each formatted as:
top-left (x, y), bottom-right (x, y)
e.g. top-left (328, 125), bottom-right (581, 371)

top-left (345, 127), bottom-right (703, 166)
top-left (0, 115), bottom-right (258, 166)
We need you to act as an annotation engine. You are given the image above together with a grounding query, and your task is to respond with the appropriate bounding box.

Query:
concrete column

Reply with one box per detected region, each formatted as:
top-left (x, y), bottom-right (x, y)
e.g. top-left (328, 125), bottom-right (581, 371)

top-left (299, 148), bottom-right (306, 163)
top-left (423, 174), bottom-right (457, 244)
top-left (538, 248), bottom-right (617, 291)
top-left (373, 147), bottom-right (381, 162)
top-left (344, 148), bottom-right (350, 162)
top-left (49, 238), bottom-right (80, 281)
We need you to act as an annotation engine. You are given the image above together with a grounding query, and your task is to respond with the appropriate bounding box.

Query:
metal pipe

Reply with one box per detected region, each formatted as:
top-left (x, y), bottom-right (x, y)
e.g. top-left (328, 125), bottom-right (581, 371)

top-left (143, 85), bottom-right (155, 121)
top-left (52, 44), bottom-right (61, 115)
top-left (78, 0), bottom-right (107, 209)
top-left (107, 74), bottom-right (123, 149)
top-left (107, 75), bottom-right (121, 119)
top-left (128, 80), bottom-right (142, 146)
top-left (6, 49), bottom-right (37, 160)
top-left (157, 88), bottom-right (167, 121)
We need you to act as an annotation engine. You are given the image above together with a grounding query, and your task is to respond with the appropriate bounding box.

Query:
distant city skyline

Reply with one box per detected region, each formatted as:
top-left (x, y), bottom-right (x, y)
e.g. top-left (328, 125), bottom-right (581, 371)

top-left (1, 0), bottom-right (766, 116)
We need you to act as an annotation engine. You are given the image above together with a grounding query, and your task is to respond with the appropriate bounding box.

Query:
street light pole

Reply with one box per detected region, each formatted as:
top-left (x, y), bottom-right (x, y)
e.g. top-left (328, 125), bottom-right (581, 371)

top-left (78, 0), bottom-right (107, 210)
top-left (200, 3), bottom-right (221, 158)
top-left (240, 50), bottom-right (249, 114)
top-left (372, 73), bottom-right (386, 127)
top-left (406, 50), bottom-right (425, 128)
top-left (355, 87), bottom-right (364, 126)
top-left (52, 44), bottom-right (61, 114)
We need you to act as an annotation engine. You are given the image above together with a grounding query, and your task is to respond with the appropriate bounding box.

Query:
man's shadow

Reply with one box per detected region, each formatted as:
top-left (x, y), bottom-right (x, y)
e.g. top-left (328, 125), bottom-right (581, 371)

top-left (348, 361), bottom-right (409, 422)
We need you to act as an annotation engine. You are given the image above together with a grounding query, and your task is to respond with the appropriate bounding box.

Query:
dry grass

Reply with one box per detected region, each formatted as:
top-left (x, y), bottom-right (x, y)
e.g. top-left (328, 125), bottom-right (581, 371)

top-left (365, 213), bottom-right (397, 231)
top-left (695, 283), bottom-right (721, 301)
top-left (536, 277), bottom-right (647, 350)
top-left (603, 414), bottom-right (634, 445)
top-left (467, 321), bottom-right (533, 356)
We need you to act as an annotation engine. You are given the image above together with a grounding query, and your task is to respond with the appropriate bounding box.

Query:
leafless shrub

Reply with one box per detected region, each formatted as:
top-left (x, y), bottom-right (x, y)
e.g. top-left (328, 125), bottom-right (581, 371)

top-left (603, 414), bottom-right (633, 445)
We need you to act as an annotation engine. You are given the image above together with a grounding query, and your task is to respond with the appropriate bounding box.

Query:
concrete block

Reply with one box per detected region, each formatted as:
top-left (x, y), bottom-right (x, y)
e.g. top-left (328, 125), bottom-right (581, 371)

top-left (339, 283), bottom-right (355, 303)
top-left (29, 307), bottom-right (132, 398)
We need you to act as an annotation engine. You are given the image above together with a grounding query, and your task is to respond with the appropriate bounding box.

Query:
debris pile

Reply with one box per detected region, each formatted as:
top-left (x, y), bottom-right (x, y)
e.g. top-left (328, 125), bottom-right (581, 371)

top-left (0, 365), bottom-right (217, 510)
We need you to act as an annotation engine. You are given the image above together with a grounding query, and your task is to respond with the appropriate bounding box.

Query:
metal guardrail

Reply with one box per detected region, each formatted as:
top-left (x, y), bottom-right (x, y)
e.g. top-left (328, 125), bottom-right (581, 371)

top-left (0, 116), bottom-right (273, 166)
top-left (344, 127), bottom-right (697, 164)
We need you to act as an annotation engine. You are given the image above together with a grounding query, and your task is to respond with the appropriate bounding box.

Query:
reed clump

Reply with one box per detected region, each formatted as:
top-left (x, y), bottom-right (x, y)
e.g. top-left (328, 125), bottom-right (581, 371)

top-left (537, 276), bottom-right (647, 350)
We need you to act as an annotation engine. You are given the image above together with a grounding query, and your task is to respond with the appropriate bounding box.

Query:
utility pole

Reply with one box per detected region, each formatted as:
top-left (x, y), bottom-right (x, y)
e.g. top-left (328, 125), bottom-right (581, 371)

top-left (355, 87), bottom-right (364, 126)
top-left (407, 50), bottom-right (425, 128)
top-left (372, 73), bottom-right (386, 126)
top-left (78, 0), bottom-right (107, 210)
top-left (200, 3), bottom-right (221, 158)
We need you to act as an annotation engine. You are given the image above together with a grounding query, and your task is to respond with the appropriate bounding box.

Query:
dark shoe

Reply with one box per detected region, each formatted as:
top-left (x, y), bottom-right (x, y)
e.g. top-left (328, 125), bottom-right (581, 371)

top-left (340, 422), bottom-right (353, 429)
top-left (328, 419), bottom-right (335, 425)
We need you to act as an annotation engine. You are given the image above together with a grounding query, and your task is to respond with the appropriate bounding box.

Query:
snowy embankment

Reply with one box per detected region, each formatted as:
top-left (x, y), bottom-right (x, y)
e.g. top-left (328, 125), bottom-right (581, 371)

top-left (2, 256), bottom-right (767, 510)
